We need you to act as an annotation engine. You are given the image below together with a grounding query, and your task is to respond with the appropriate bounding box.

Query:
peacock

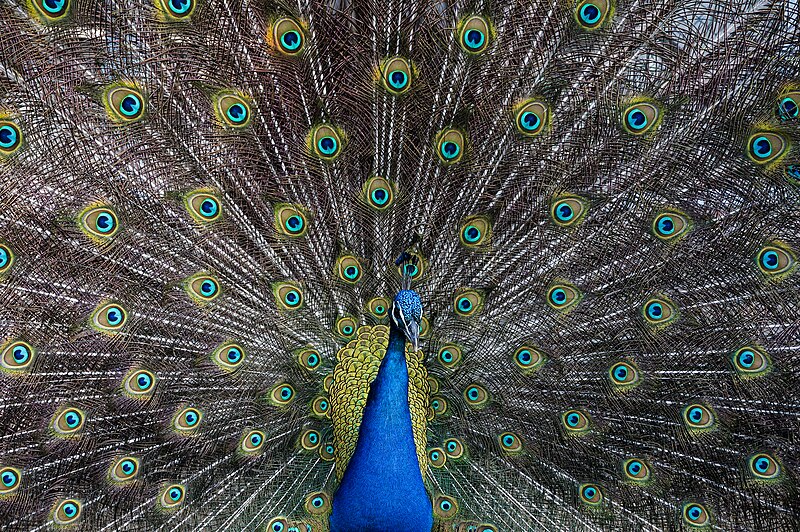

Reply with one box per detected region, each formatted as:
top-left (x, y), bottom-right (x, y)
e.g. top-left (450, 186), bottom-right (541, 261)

top-left (0, 0), bottom-right (799, 529)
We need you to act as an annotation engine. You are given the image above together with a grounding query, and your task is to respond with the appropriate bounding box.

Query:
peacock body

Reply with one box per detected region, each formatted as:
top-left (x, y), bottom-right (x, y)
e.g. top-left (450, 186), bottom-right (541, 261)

top-left (0, 0), bottom-right (799, 530)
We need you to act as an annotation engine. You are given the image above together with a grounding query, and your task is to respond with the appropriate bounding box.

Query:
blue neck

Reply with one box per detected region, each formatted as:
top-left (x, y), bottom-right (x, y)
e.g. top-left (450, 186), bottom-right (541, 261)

top-left (329, 325), bottom-right (433, 531)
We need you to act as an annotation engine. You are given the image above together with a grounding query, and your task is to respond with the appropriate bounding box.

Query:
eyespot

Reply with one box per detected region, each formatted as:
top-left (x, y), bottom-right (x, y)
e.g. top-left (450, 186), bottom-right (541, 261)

top-left (396, 252), bottom-right (426, 280)
top-left (428, 376), bottom-right (440, 394)
top-left (443, 438), bottom-right (464, 459)
top-left (437, 345), bottom-right (462, 369)
top-left (579, 483), bottom-right (603, 506)
top-left (105, 86), bottom-right (145, 123)
top-left (273, 282), bottom-right (304, 310)
top-left (778, 91), bottom-right (800, 120)
top-left (159, 484), bottom-right (185, 509)
top-left (547, 282), bottom-right (582, 311)
top-left (241, 430), bottom-right (265, 453)
top-left (79, 205), bottom-right (120, 241)
top-left (683, 404), bottom-right (715, 431)
top-left (609, 361), bottom-right (641, 389)
top-left (273, 204), bottom-right (308, 237)
top-left (652, 210), bottom-right (690, 241)
top-left (436, 129), bottom-right (466, 164)
top-left (362, 176), bottom-right (395, 210)
top-left (301, 429), bottom-right (321, 451)
top-left (157, 0), bottom-right (194, 19)
top-left (319, 443), bottom-right (335, 461)
top-left (642, 296), bottom-right (677, 326)
top-left (575, 0), bottom-right (610, 29)
top-left (459, 216), bottom-right (491, 247)
top-left (431, 396), bottom-right (448, 417)
top-left (420, 316), bottom-right (431, 339)
top-left (173, 407), bottom-right (202, 432)
top-left (682, 502), bottom-right (711, 528)
top-left (0, 242), bottom-right (14, 275)
top-left (310, 125), bottom-right (343, 161)
top-left (550, 196), bottom-right (588, 227)
top-left (91, 302), bottom-right (127, 333)
top-left (215, 93), bottom-right (251, 128)
top-left (109, 456), bottom-right (139, 483)
top-left (53, 499), bottom-right (81, 525)
top-left (1, 340), bottom-right (36, 373)
top-left (123, 369), bottom-right (156, 398)
top-left (458, 15), bottom-right (491, 54)
top-left (185, 190), bottom-right (222, 223)
top-left (305, 491), bottom-right (331, 515)
top-left (748, 453), bottom-right (781, 480)
top-left (32, 0), bottom-right (70, 21)
top-left (367, 297), bottom-right (390, 320)
top-left (296, 348), bottom-right (321, 371)
top-left (498, 432), bottom-right (523, 453)
top-left (0, 121), bottom-right (22, 156)
top-left (513, 346), bottom-right (546, 372)
top-left (561, 410), bottom-right (591, 433)
top-left (267, 518), bottom-right (288, 532)
top-left (756, 243), bottom-right (795, 277)
top-left (382, 57), bottom-right (412, 95)
top-left (335, 255), bottom-right (362, 284)
top-left (52, 407), bottom-right (85, 436)
top-left (311, 396), bottom-right (330, 418)
top-left (453, 288), bottom-right (483, 317)
top-left (433, 494), bottom-right (459, 519)
top-left (623, 102), bottom-right (660, 135)
top-left (731, 346), bottom-right (770, 377)
top-left (515, 100), bottom-right (548, 136)
top-left (748, 132), bottom-right (787, 164)
top-left (185, 273), bottom-right (220, 304)
top-left (622, 458), bottom-right (651, 482)
top-left (475, 525), bottom-right (499, 532)
top-left (0, 467), bottom-right (21, 495)
top-left (273, 18), bottom-right (305, 55)
top-left (323, 374), bottom-right (334, 392)
top-left (270, 383), bottom-right (295, 406)
top-left (335, 317), bottom-right (357, 338)
top-left (463, 384), bottom-right (489, 408)
top-left (426, 447), bottom-right (447, 468)
top-left (211, 342), bottom-right (245, 371)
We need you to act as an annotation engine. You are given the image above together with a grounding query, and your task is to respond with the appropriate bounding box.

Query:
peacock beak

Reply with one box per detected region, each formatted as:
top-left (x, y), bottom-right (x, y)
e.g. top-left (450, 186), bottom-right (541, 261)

top-left (404, 320), bottom-right (420, 351)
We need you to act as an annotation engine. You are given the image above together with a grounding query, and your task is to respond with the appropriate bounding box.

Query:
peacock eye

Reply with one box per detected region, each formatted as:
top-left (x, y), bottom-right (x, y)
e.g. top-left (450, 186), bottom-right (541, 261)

top-left (311, 396), bottom-right (330, 418)
top-left (274, 204), bottom-right (308, 237)
top-left (124, 369), bottom-right (156, 398)
top-left (579, 483), bottom-right (603, 506)
top-left (747, 132), bottom-right (786, 164)
top-left (310, 125), bottom-right (343, 160)
top-left (453, 288), bottom-right (483, 317)
top-left (1, 340), bottom-right (36, 373)
top-left (458, 15), bottom-right (491, 54)
top-left (336, 255), bottom-right (363, 283)
top-left (756, 243), bottom-right (795, 276)
top-left (273, 282), bottom-right (304, 310)
top-left (273, 18), bottom-right (305, 55)
top-left (184, 190), bottom-right (222, 223)
top-left (53, 499), bottom-right (81, 525)
top-left (0, 121), bottom-right (22, 156)
top-left (682, 502), bottom-right (710, 527)
top-left (0, 242), bottom-right (14, 275)
top-left (561, 409), bottom-right (591, 433)
top-left (652, 210), bottom-right (690, 241)
top-left (79, 205), bottom-right (120, 241)
top-left (241, 429), bottom-right (265, 453)
top-left (575, 0), bottom-right (610, 29)
top-left (642, 296), bottom-right (677, 327)
top-left (513, 346), bottom-right (546, 373)
top-left (463, 384), bottom-right (489, 408)
top-left (515, 100), bottom-right (548, 136)
top-left (159, 484), bottom-right (185, 508)
top-left (550, 196), bottom-right (588, 227)
top-left (443, 438), bottom-right (464, 459)
top-left (430, 396), bottom-right (448, 416)
top-left (301, 429), bottom-right (321, 451)
top-left (609, 361), bottom-right (641, 388)
top-left (270, 383), bottom-right (295, 405)
top-left (623, 102), bottom-right (660, 135)
top-left (498, 432), bottom-right (523, 453)
top-left (185, 273), bottom-right (220, 304)
top-left (363, 176), bottom-right (395, 210)
top-left (623, 458), bottom-right (651, 482)
top-left (110, 456), bottom-right (139, 483)
top-left (320, 443), bottom-right (335, 461)
top-left (778, 92), bottom-right (800, 120)
top-left (304, 491), bottom-right (331, 515)
top-left (32, 0), bottom-right (70, 21)
top-left (0, 466), bottom-right (21, 495)
top-left (731, 346), bottom-right (770, 377)
top-left (105, 86), bottom-right (145, 123)
top-left (748, 453), bottom-right (781, 480)
top-left (433, 494), bottom-right (459, 518)
top-left (682, 404), bottom-right (716, 431)
top-left (173, 407), bottom-right (202, 432)
top-left (547, 282), bottom-right (582, 311)
top-left (427, 447), bottom-right (446, 468)
top-left (336, 316), bottom-right (357, 338)
top-left (89, 302), bottom-right (127, 333)
top-left (215, 93), bottom-right (251, 128)
top-left (436, 129), bottom-right (466, 164)
top-left (367, 297), bottom-right (390, 319)
top-left (382, 57), bottom-right (412, 95)
top-left (52, 407), bottom-right (85, 436)
top-left (459, 216), bottom-right (491, 247)
top-left (211, 342), bottom-right (245, 371)
top-left (437, 345), bottom-right (463, 369)
top-left (267, 518), bottom-right (288, 532)
top-left (156, 0), bottom-right (194, 19)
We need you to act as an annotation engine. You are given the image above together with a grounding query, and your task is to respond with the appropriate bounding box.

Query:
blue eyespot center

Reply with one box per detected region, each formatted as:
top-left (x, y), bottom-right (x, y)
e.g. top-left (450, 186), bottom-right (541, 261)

top-left (285, 290), bottom-right (300, 305)
top-left (308, 432), bottom-right (318, 444)
top-left (169, 0), bottom-right (191, 14)
top-left (647, 302), bottom-right (663, 319)
top-left (580, 3), bottom-right (601, 24)
top-left (0, 125), bottom-right (19, 148)
top-left (226, 103), bottom-right (247, 123)
top-left (567, 413), bottom-right (580, 426)
top-left (779, 97), bottom-right (799, 119)
top-left (458, 298), bottom-right (473, 311)
top-left (281, 30), bottom-right (301, 51)
top-left (467, 387), bottom-right (479, 400)
top-left (200, 198), bottom-right (218, 217)
top-left (761, 250), bottom-right (779, 270)
top-left (12, 345), bottom-right (29, 363)
top-left (169, 488), bottom-right (182, 501)
top-left (119, 94), bottom-right (141, 117)
top-left (280, 386), bottom-right (292, 399)
top-left (42, 0), bottom-right (66, 15)
top-left (285, 214), bottom-right (303, 232)
top-left (440, 500), bottom-right (452, 511)
top-left (502, 435), bottom-right (515, 446)
top-left (185, 411), bottom-right (198, 425)
top-left (106, 306), bottom-right (123, 325)
top-left (755, 457), bottom-right (770, 472)
top-left (65, 411), bottom-right (80, 427)
top-left (614, 366), bottom-right (628, 380)
top-left (137, 374), bottom-right (152, 389)
top-left (200, 280), bottom-right (217, 297)
top-left (389, 70), bottom-right (408, 90)
top-left (95, 212), bottom-right (115, 233)
top-left (226, 347), bottom-right (242, 363)
top-left (0, 247), bottom-right (8, 268)
top-left (442, 350), bottom-right (453, 362)
top-left (342, 325), bottom-right (353, 335)
top-left (250, 433), bottom-right (262, 445)
top-left (556, 202), bottom-right (573, 221)
top-left (307, 354), bottom-right (318, 367)
top-left (464, 29), bottom-right (485, 49)
top-left (464, 225), bottom-right (481, 242)
top-left (520, 111), bottom-right (540, 131)
top-left (689, 407), bottom-right (703, 422)
top-left (518, 350), bottom-right (531, 364)
top-left (404, 264), bottom-right (418, 277)
top-left (317, 136), bottom-right (337, 155)
top-left (628, 461), bottom-right (642, 474)
top-left (738, 350), bottom-right (755, 368)
top-left (584, 487), bottom-right (596, 498)
top-left (344, 265), bottom-right (358, 279)
top-left (441, 141), bottom-right (460, 159)
top-left (447, 442), bottom-right (456, 451)
top-left (752, 136), bottom-right (772, 159)
top-left (627, 109), bottom-right (647, 129)
top-left (63, 502), bottom-right (77, 517)
top-left (312, 496), bottom-right (324, 507)
top-left (374, 305), bottom-right (385, 314)
top-left (551, 288), bottom-right (567, 305)
top-left (371, 188), bottom-right (389, 205)
top-left (657, 216), bottom-right (674, 235)
top-left (2, 471), bottom-right (16, 487)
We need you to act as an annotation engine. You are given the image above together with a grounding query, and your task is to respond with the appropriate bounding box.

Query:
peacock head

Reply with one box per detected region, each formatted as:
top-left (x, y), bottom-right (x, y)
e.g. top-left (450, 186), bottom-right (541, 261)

top-left (392, 289), bottom-right (423, 351)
